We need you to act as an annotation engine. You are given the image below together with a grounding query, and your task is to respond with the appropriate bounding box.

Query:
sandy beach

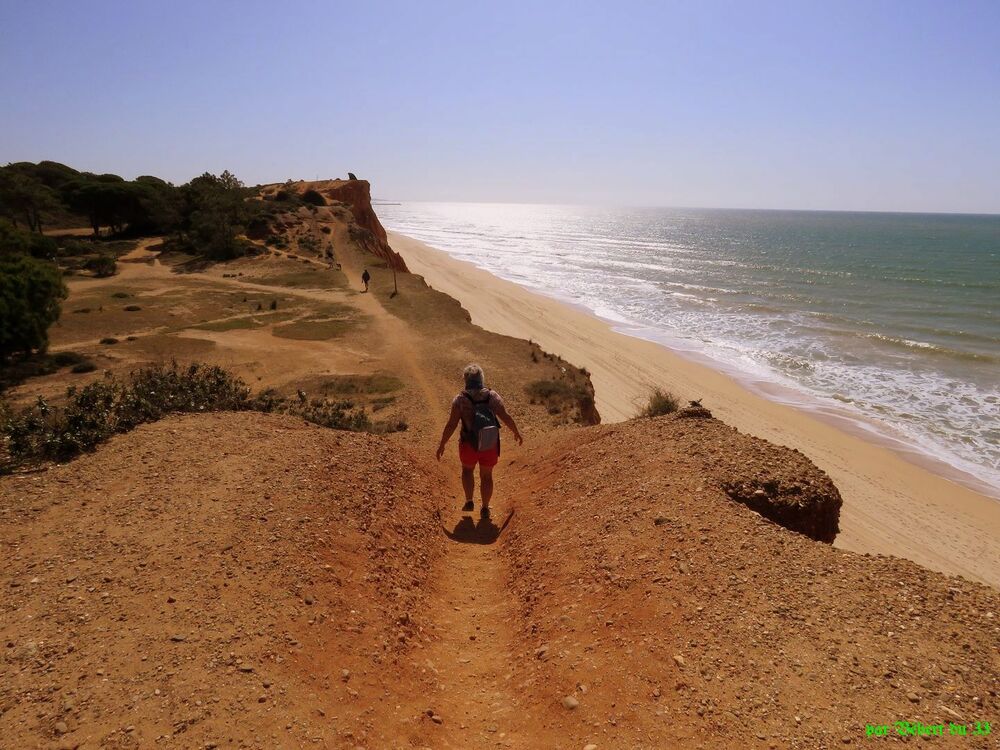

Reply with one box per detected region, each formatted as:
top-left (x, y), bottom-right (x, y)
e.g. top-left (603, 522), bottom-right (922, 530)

top-left (390, 230), bottom-right (1000, 588)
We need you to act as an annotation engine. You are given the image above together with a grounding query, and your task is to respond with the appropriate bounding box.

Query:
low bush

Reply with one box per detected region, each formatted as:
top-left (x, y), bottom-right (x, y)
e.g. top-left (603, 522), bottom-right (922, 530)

top-left (124, 305), bottom-right (141, 312)
top-left (70, 361), bottom-right (97, 374)
top-left (0, 351), bottom-right (88, 390)
top-left (84, 254), bottom-right (117, 278)
top-left (526, 379), bottom-right (580, 401)
top-left (2, 363), bottom-right (252, 463)
top-left (1, 362), bottom-right (384, 470)
top-left (290, 398), bottom-right (371, 431)
top-left (99, 337), bottom-right (119, 345)
top-left (51, 351), bottom-right (88, 368)
top-left (639, 387), bottom-right (680, 418)
top-left (301, 189), bottom-right (326, 206)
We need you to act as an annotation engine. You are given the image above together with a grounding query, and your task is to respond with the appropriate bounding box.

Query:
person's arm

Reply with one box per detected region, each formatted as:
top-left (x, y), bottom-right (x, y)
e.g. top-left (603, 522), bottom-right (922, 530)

top-left (494, 402), bottom-right (524, 445)
top-left (436, 401), bottom-right (462, 460)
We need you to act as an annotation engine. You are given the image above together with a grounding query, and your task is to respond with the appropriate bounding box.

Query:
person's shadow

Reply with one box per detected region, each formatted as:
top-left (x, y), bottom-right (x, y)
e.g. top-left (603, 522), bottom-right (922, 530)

top-left (440, 508), bottom-right (514, 544)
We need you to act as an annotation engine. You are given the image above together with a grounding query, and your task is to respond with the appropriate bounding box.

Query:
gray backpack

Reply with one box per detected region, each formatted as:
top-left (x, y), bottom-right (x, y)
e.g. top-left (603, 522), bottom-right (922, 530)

top-left (462, 391), bottom-right (500, 452)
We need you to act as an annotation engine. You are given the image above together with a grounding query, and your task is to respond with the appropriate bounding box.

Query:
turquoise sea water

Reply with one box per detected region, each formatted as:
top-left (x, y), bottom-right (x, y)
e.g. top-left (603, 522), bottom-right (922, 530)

top-left (378, 203), bottom-right (1000, 495)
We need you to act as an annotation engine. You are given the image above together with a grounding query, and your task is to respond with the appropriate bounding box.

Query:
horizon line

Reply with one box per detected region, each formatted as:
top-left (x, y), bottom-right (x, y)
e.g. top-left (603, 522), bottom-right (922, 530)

top-left (373, 198), bottom-right (1000, 218)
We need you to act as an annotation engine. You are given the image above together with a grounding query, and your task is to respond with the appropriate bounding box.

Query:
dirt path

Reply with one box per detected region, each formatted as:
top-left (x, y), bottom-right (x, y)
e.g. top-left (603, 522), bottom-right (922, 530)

top-left (336, 250), bottom-right (534, 745)
top-left (46, 237), bottom-right (553, 743)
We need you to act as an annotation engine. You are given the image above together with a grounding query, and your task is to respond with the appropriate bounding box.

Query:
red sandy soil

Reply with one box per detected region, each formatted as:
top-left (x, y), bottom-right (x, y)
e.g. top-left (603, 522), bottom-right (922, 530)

top-left (2, 183), bottom-right (997, 749)
top-left (3, 408), bottom-right (996, 749)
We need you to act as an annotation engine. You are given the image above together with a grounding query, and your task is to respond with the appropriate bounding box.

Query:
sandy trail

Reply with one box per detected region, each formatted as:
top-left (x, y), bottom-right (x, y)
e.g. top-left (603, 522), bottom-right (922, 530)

top-left (53, 237), bottom-right (538, 739)
top-left (337, 249), bottom-right (532, 744)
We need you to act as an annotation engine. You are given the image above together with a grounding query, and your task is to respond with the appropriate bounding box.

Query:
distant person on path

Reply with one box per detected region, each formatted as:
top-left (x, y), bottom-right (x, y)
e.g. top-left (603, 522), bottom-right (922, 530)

top-left (361, 268), bottom-right (371, 292)
top-left (436, 364), bottom-right (523, 519)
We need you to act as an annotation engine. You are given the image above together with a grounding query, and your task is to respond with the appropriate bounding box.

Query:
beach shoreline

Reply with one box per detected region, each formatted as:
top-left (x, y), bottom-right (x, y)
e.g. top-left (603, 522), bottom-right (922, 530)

top-left (389, 230), bottom-right (1000, 589)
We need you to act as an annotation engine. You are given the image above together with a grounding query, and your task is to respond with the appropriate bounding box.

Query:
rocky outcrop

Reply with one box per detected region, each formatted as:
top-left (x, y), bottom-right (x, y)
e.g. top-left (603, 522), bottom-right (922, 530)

top-left (721, 473), bottom-right (841, 543)
top-left (685, 417), bottom-right (843, 542)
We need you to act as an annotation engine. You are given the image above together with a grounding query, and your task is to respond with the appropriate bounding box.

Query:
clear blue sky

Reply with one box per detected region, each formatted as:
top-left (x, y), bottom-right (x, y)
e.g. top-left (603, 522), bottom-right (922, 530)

top-left (2, 1), bottom-right (998, 212)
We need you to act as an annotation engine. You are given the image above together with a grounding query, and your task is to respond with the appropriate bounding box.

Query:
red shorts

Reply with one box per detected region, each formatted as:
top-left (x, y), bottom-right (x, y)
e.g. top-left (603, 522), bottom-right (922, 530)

top-left (459, 441), bottom-right (499, 468)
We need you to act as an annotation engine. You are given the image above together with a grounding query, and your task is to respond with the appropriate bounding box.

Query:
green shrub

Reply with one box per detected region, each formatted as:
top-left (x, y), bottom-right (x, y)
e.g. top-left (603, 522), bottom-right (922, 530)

top-left (0, 220), bottom-right (58, 259)
top-left (639, 387), bottom-right (680, 418)
top-left (0, 254), bottom-right (68, 360)
top-left (0, 351), bottom-right (87, 390)
top-left (287, 398), bottom-right (371, 431)
top-left (2, 362), bottom-right (252, 463)
top-left (526, 379), bottom-right (579, 401)
top-left (58, 239), bottom-right (93, 257)
top-left (1, 362), bottom-right (384, 470)
top-left (301, 189), bottom-right (326, 206)
top-left (51, 351), bottom-right (87, 368)
top-left (84, 253), bottom-right (117, 278)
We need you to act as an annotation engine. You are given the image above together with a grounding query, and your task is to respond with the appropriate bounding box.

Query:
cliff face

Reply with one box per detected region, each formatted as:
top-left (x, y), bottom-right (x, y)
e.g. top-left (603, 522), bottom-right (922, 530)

top-left (269, 178), bottom-right (407, 271)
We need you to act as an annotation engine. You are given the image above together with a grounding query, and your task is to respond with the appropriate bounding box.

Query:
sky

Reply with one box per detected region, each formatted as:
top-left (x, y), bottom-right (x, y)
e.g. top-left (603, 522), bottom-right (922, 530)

top-left (1, 1), bottom-right (999, 213)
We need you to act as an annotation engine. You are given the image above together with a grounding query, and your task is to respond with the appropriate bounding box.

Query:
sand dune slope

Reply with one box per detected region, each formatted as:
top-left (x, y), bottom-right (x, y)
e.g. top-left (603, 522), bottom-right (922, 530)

top-left (1, 413), bottom-right (447, 749)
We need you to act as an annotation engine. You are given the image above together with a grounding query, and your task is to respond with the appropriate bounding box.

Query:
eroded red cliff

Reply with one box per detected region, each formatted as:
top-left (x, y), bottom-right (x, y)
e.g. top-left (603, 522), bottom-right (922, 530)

top-left (262, 178), bottom-right (407, 271)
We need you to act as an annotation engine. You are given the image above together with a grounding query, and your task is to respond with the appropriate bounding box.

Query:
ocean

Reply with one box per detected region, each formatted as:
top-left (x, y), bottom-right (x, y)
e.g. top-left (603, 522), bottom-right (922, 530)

top-left (378, 203), bottom-right (1000, 496)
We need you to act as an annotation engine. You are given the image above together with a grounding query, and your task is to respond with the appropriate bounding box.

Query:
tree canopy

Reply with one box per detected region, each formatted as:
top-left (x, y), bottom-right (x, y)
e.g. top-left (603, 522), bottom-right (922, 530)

top-left (0, 162), bottom-right (256, 260)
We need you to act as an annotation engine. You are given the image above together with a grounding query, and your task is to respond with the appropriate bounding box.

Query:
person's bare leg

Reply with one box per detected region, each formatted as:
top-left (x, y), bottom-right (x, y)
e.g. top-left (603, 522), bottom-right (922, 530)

top-left (461, 466), bottom-right (475, 509)
top-left (479, 465), bottom-right (494, 510)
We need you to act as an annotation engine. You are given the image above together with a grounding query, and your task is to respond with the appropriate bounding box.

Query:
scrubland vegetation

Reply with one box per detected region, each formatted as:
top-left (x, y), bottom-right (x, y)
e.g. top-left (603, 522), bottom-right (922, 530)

top-left (0, 362), bottom-right (403, 472)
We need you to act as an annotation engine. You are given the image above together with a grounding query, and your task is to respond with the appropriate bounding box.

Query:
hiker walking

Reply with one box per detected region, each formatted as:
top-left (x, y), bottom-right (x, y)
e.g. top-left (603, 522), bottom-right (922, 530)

top-left (361, 268), bottom-right (371, 292)
top-left (436, 364), bottom-right (523, 520)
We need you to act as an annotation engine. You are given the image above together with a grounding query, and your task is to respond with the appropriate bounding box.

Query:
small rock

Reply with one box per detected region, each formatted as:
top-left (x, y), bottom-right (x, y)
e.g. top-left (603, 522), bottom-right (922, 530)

top-left (673, 655), bottom-right (686, 668)
top-left (341, 669), bottom-right (350, 681)
top-left (170, 635), bottom-right (186, 642)
top-left (906, 691), bottom-right (920, 703)
top-left (584, 745), bottom-right (598, 750)
top-left (55, 721), bottom-right (69, 735)
top-left (304, 594), bottom-right (314, 605)
top-left (167, 596), bottom-right (176, 604)
top-left (431, 715), bottom-right (443, 724)
top-left (940, 705), bottom-right (963, 721)
top-left (562, 695), bottom-right (579, 710)
top-left (653, 516), bottom-right (668, 526)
